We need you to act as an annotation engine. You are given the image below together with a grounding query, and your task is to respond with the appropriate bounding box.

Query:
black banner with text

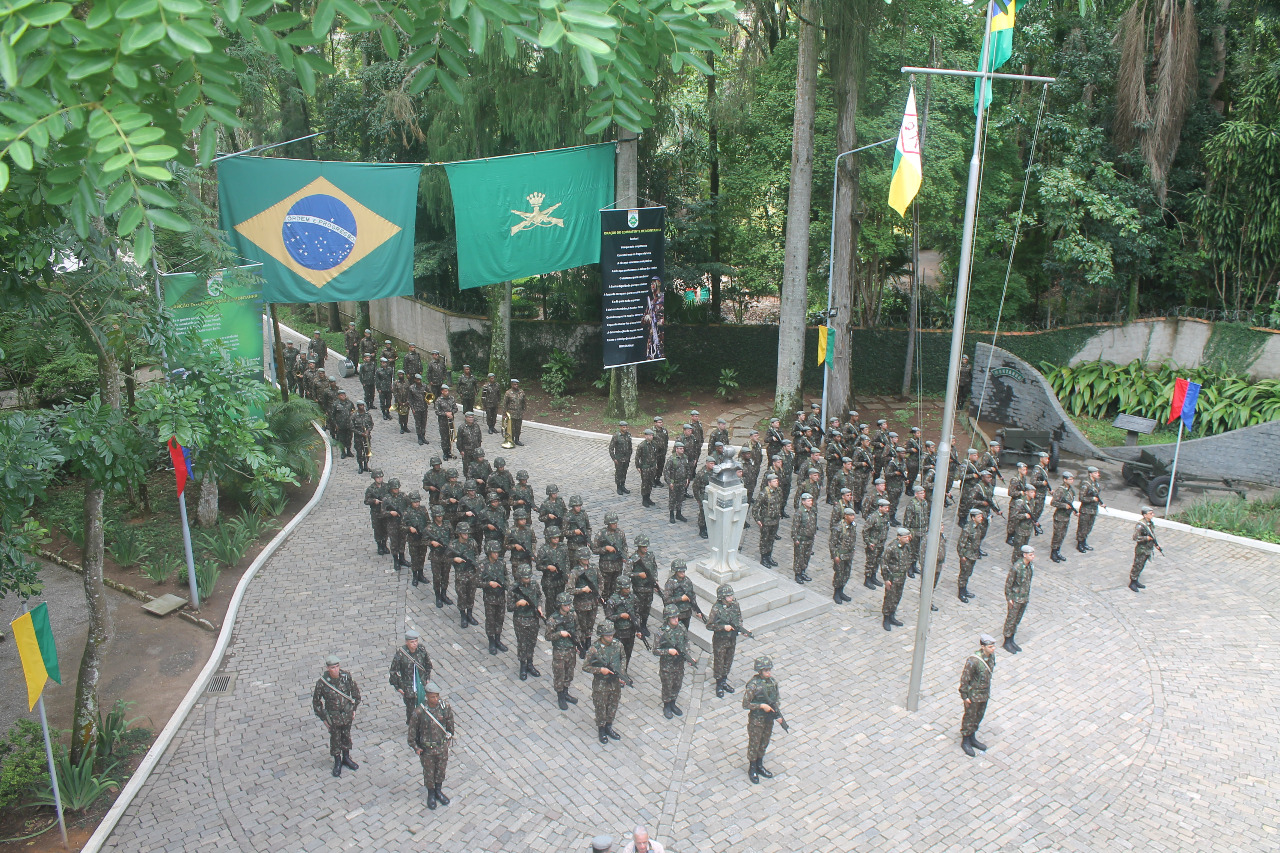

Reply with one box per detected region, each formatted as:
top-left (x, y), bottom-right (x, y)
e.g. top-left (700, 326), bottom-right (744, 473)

top-left (600, 206), bottom-right (666, 369)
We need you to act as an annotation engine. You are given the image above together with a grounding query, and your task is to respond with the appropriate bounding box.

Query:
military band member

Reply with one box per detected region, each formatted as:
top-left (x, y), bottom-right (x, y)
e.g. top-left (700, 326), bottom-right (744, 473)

top-left (358, 328), bottom-right (377, 361)
top-left (426, 349), bottom-right (447, 397)
top-left (307, 329), bottom-right (327, 364)
top-left (880, 527), bottom-right (913, 631)
top-left (610, 421), bottom-right (633, 495)
top-left (1076, 466), bottom-right (1105, 552)
top-left (706, 584), bottom-right (750, 698)
top-left (1004, 545), bottom-right (1035, 653)
top-left (1130, 506), bottom-right (1162, 592)
top-left (331, 389), bottom-right (356, 459)
top-left (1049, 471), bottom-right (1078, 563)
top-left (959, 635), bottom-right (996, 757)
top-left (312, 655), bottom-right (361, 778)
top-left (389, 629), bottom-right (433, 725)
top-left (654, 604), bottom-right (691, 719)
top-left (402, 343), bottom-right (422, 380)
top-left (393, 370), bottom-right (411, 433)
top-left (508, 564), bottom-right (544, 680)
top-left (743, 656), bottom-right (784, 784)
top-left (455, 410), bottom-right (483, 475)
top-left (408, 681), bottom-right (454, 809)
top-left (547, 592), bottom-right (580, 710)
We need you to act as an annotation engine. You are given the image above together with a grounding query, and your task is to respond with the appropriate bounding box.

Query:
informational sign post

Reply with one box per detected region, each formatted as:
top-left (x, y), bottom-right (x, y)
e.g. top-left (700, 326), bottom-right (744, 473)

top-left (600, 206), bottom-right (666, 369)
top-left (162, 264), bottom-right (265, 377)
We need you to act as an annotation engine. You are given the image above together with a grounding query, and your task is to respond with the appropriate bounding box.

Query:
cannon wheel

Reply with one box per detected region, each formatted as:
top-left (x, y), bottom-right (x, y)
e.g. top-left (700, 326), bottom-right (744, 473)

top-left (1121, 462), bottom-right (1139, 486)
top-left (1146, 475), bottom-right (1179, 505)
top-left (1048, 440), bottom-right (1060, 473)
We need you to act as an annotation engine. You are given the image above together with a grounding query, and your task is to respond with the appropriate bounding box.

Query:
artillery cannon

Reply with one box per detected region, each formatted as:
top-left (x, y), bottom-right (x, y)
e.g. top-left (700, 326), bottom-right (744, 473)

top-left (1119, 449), bottom-right (1247, 504)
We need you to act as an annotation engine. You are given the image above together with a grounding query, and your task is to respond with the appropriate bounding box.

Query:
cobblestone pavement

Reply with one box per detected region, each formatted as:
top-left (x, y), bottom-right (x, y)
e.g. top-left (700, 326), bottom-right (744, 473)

top-left (101, 356), bottom-right (1280, 852)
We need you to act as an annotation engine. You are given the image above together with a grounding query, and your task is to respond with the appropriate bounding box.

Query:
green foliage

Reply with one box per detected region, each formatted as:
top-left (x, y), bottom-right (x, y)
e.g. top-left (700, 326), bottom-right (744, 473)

top-left (193, 560), bottom-right (221, 601)
top-left (539, 350), bottom-right (577, 400)
top-left (715, 368), bottom-right (740, 401)
top-left (1175, 494), bottom-right (1280, 544)
top-left (230, 508), bottom-right (277, 542)
top-left (107, 525), bottom-right (150, 568)
top-left (138, 556), bottom-right (177, 585)
top-left (198, 523), bottom-right (252, 567)
top-left (1201, 323), bottom-right (1269, 375)
top-left (30, 351), bottom-right (99, 406)
top-left (653, 361), bottom-right (681, 386)
top-left (0, 411), bottom-right (62, 599)
top-left (0, 720), bottom-right (50, 810)
top-left (95, 700), bottom-right (142, 763)
top-left (30, 747), bottom-right (118, 814)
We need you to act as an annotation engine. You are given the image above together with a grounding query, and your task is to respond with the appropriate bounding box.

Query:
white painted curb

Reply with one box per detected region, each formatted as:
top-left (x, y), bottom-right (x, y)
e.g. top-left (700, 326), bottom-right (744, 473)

top-left (81, 423), bottom-right (334, 853)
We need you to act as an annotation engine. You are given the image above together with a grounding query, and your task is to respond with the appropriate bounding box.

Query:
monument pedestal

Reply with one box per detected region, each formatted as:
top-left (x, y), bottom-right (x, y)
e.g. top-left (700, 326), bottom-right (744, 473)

top-left (687, 478), bottom-right (831, 653)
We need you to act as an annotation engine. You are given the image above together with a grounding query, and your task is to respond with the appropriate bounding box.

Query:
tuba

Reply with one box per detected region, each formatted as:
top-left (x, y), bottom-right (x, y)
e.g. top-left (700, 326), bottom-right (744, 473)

top-left (501, 413), bottom-right (516, 449)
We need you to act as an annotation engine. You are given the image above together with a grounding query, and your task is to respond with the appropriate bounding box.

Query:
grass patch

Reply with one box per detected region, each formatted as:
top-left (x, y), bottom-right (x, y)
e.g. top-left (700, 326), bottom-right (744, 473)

top-left (1073, 415), bottom-right (1179, 449)
top-left (1174, 493), bottom-right (1280, 544)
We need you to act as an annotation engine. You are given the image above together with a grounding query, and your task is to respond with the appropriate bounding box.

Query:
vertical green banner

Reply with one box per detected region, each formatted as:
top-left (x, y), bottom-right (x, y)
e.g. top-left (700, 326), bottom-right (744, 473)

top-left (162, 265), bottom-right (265, 376)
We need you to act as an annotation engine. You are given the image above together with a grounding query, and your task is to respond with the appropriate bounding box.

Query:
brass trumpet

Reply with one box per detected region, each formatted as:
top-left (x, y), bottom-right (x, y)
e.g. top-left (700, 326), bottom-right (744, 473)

top-left (501, 412), bottom-right (516, 449)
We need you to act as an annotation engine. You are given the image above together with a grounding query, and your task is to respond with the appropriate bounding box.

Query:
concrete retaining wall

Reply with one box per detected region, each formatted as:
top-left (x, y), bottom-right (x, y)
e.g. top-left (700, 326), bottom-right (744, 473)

top-left (1102, 420), bottom-right (1280, 487)
top-left (337, 298), bottom-right (486, 368)
top-left (1071, 318), bottom-right (1280, 378)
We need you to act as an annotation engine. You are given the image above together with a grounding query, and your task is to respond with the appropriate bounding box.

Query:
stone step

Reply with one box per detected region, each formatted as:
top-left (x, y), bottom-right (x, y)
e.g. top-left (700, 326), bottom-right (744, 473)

top-left (686, 593), bottom-right (832, 653)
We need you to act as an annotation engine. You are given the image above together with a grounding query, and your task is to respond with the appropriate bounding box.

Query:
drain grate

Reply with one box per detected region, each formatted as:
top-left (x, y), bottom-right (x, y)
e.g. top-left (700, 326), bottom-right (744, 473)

top-left (205, 672), bottom-right (237, 695)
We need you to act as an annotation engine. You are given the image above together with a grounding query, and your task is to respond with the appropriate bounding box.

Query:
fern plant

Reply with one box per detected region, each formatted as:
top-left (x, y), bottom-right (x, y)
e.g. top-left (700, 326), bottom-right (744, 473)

top-left (108, 526), bottom-right (150, 568)
top-left (195, 560), bottom-right (221, 601)
top-left (30, 748), bottom-right (118, 813)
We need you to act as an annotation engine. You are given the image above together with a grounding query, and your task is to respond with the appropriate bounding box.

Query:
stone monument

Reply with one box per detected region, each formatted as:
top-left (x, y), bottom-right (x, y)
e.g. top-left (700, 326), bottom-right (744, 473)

top-left (696, 451), bottom-right (752, 583)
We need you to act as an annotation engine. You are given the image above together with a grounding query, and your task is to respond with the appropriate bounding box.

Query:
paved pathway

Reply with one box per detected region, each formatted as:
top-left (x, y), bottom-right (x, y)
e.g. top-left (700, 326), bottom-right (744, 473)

top-left (100, 351), bottom-right (1280, 852)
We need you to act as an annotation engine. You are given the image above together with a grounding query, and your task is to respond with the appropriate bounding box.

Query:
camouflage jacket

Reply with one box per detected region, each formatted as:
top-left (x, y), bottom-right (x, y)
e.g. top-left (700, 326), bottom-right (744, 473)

top-left (501, 388), bottom-right (526, 417)
top-left (455, 422), bottom-right (482, 458)
top-left (958, 650), bottom-right (995, 701)
top-left (357, 359), bottom-right (377, 386)
top-left (407, 382), bottom-right (428, 412)
top-left (505, 525), bottom-right (536, 563)
top-left (1050, 484), bottom-right (1077, 515)
top-left (352, 411), bottom-right (374, 440)
top-left (537, 496), bottom-right (568, 528)
top-left (593, 528), bottom-right (627, 564)
top-left (879, 539), bottom-right (913, 582)
top-left (1133, 520), bottom-right (1157, 555)
top-left (829, 518), bottom-right (859, 559)
top-left (903, 496), bottom-right (930, 532)
top-left (742, 674), bottom-right (780, 719)
top-left (455, 373), bottom-right (478, 402)
top-left (389, 643), bottom-right (432, 695)
top-left (635, 437), bottom-right (659, 471)
top-left (830, 499), bottom-right (858, 530)
top-left (664, 454), bottom-right (690, 487)
top-left (312, 670), bottom-right (361, 725)
top-left (958, 519), bottom-right (983, 560)
top-left (401, 350), bottom-right (421, 377)
top-left (536, 542), bottom-right (569, 580)
top-left (487, 469), bottom-right (514, 501)
top-left (449, 537), bottom-right (479, 573)
top-left (1078, 479), bottom-right (1103, 513)
top-left (883, 456), bottom-right (907, 486)
top-left (663, 575), bottom-right (697, 615)
top-left (609, 431), bottom-right (634, 463)
top-left (862, 511), bottom-right (890, 548)
top-left (434, 393), bottom-right (457, 419)
top-left (426, 358), bottom-right (448, 386)
top-left (569, 564), bottom-right (602, 611)
top-left (392, 378), bottom-right (410, 407)
top-left (861, 489), bottom-right (888, 520)
top-left (479, 556), bottom-right (510, 592)
top-left (478, 505), bottom-right (506, 544)
top-left (791, 504), bottom-right (818, 543)
top-left (583, 639), bottom-right (625, 680)
top-left (509, 482), bottom-right (534, 514)
top-left (408, 700), bottom-right (454, 751)
top-left (705, 599), bottom-right (745, 634)
top-left (403, 505), bottom-right (429, 541)
top-left (1009, 497), bottom-right (1035, 536)
top-left (564, 509), bottom-right (591, 546)
top-left (481, 380), bottom-right (502, 408)
top-left (653, 622), bottom-right (689, 664)
top-left (507, 576), bottom-right (543, 619)
top-left (604, 591), bottom-right (639, 637)
top-left (545, 609), bottom-right (577, 648)
top-left (364, 481), bottom-right (388, 513)
top-left (1005, 560), bottom-right (1034, 603)
top-left (752, 485), bottom-right (783, 523)
top-left (630, 552), bottom-right (658, 590)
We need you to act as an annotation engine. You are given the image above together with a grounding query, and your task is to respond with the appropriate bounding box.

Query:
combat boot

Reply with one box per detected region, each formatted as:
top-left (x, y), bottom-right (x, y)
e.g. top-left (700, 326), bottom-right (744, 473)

top-left (756, 758), bottom-right (773, 778)
top-left (748, 760), bottom-right (760, 784)
top-left (460, 610), bottom-right (469, 629)
top-left (675, 511), bottom-right (688, 522)
top-left (670, 701), bottom-right (683, 717)
top-left (1051, 550), bottom-right (1065, 563)
top-left (441, 591), bottom-right (454, 605)
top-left (426, 788), bottom-right (437, 810)
top-left (519, 660), bottom-right (527, 680)
top-left (341, 750), bottom-right (359, 770)
top-left (838, 586), bottom-right (851, 603)
top-left (888, 614), bottom-right (903, 627)
top-left (669, 509), bottom-right (676, 525)
top-left (699, 526), bottom-right (708, 539)
top-left (598, 726), bottom-right (610, 745)
top-left (1003, 635), bottom-right (1020, 654)
top-left (488, 635), bottom-right (498, 655)
top-left (527, 660), bottom-right (540, 677)
top-left (883, 616), bottom-right (892, 631)
top-left (721, 679), bottom-right (735, 694)
top-left (605, 725), bottom-right (620, 740)
top-left (557, 690), bottom-right (569, 711)
top-left (332, 756), bottom-right (343, 777)
top-left (411, 571), bottom-right (420, 587)
top-left (467, 609), bottom-right (479, 626)
top-left (494, 635), bottom-right (508, 652)
top-left (434, 785), bottom-right (449, 805)
top-left (663, 701), bottom-right (674, 720)
top-left (564, 691), bottom-right (578, 704)
top-left (969, 732), bottom-right (988, 751)
top-left (1076, 543), bottom-right (1088, 553)
top-left (961, 735), bottom-right (975, 757)
top-left (716, 680), bottom-right (725, 698)
top-left (1130, 579), bottom-right (1144, 591)
top-left (864, 578), bottom-right (877, 590)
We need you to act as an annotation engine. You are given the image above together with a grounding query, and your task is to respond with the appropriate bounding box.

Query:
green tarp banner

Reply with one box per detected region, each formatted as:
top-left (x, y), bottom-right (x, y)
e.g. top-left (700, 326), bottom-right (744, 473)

top-left (162, 265), bottom-right (265, 377)
top-left (217, 157), bottom-right (422, 303)
top-left (443, 143), bottom-right (615, 290)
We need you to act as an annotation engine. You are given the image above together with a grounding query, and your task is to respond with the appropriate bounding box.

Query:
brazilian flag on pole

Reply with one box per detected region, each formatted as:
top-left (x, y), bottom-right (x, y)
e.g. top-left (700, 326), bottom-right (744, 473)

top-left (443, 143), bottom-right (616, 290)
top-left (218, 157), bottom-right (423, 303)
top-left (11, 603), bottom-right (60, 710)
top-left (974, 0), bottom-right (1018, 115)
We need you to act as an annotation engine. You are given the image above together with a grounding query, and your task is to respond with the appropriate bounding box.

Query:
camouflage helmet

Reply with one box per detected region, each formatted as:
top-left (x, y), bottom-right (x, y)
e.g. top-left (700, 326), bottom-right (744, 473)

top-left (754, 655), bottom-right (773, 672)
top-left (371, 468), bottom-right (385, 479)
top-left (663, 604), bottom-right (680, 619)
top-left (430, 455), bottom-right (442, 466)
top-left (557, 591), bottom-right (574, 607)
top-left (547, 483), bottom-right (559, 494)
top-left (446, 468), bottom-right (459, 478)
top-left (604, 511), bottom-right (619, 524)
top-left (545, 526), bottom-right (562, 538)
top-left (474, 447), bottom-right (485, 457)
top-left (430, 504), bottom-right (444, 517)
top-left (388, 478), bottom-right (401, 489)
top-left (671, 558), bottom-right (687, 572)
top-left (569, 494), bottom-right (583, 507)
top-left (494, 457), bottom-right (506, 467)
top-left (516, 470), bottom-right (529, 481)
top-left (634, 534), bottom-right (649, 547)
top-left (486, 540), bottom-right (501, 554)
top-left (597, 621), bottom-right (616, 636)
top-left (513, 509), bottom-right (528, 520)
top-left (408, 490), bottom-right (422, 503)
top-left (716, 583), bottom-right (734, 599)
top-left (455, 522), bottom-right (471, 533)
top-left (514, 564), bottom-right (532, 579)
top-left (617, 576), bottom-right (632, 590)
top-left (488, 492), bottom-right (501, 503)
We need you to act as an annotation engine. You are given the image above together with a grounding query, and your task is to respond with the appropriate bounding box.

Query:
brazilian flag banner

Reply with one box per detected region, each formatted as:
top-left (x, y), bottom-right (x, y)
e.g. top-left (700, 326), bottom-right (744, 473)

top-left (217, 157), bottom-right (422, 303)
top-left (443, 143), bottom-right (615, 290)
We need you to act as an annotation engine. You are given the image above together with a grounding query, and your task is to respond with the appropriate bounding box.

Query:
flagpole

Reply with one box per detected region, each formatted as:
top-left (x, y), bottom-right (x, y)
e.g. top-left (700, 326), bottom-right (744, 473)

top-left (1164, 420), bottom-right (1184, 517)
top-left (179, 491), bottom-right (200, 608)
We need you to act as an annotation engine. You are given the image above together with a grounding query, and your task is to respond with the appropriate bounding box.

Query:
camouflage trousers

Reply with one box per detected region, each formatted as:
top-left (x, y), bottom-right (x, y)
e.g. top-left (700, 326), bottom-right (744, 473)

top-left (864, 544), bottom-right (884, 582)
top-left (599, 560), bottom-right (623, 600)
top-left (540, 574), bottom-right (566, 612)
top-left (697, 499), bottom-right (708, 534)
top-left (401, 694), bottom-right (418, 725)
top-left (409, 541), bottom-right (428, 582)
top-left (759, 522), bottom-right (779, 559)
top-left (960, 699), bottom-right (987, 736)
top-left (792, 539), bottom-right (814, 576)
top-left (712, 632), bottom-right (737, 682)
top-left (747, 714), bottom-right (774, 760)
top-left (327, 723), bottom-right (352, 757)
top-left (513, 615), bottom-right (539, 662)
top-left (958, 557), bottom-right (977, 592)
top-left (744, 469), bottom-right (759, 503)
top-left (353, 433), bottom-right (370, 468)
top-left (1050, 512), bottom-right (1073, 553)
top-left (483, 589), bottom-right (506, 638)
top-left (436, 416), bottom-right (452, 451)
top-left (334, 427), bottom-right (352, 456)
top-left (552, 647), bottom-right (577, 692)
top-left (1076, 510), bottom-right (1098, 545)
top-left (418, 744), bottom-right (449, 788)
top-left (361, 383), bottom-right (375, 410)
top-left (1131, 550), bottom-right (1152, 582)
top-left (412, 408), bottom-right (427, 441)
top-left (639, 469), bottom-right (656, 504)
top-left (619, 634), bottom-right (635, 668)
top-left (882, 577), bottom-right (905, 617)
top-left (780, 480), bottom-right (791, 512)
top-left (659, 657), bottom-right (685, 702)
top-left (454, 569), bottom-right (478, 611)
top-left (1004, 600), bottom-right (1027, 638)
top-left (668, 485), bottom-right (686, 517)
top-left (575, 607), bottom-right (597, 648)
top-left (378, 387), bottom-right (392, 417)
top-left (634, 587), bottom-right (656, 634)
top-left (389, 525), bottom-right (406, 560)
top-left (886, 483), bottom-right (903, 519)
top-left (370, 508), bottom-right (386, 549)
top-left (851, 472), bottom-right (870, 505)
top-left (485, 405), bottom-right (498, 432)
top-left (1031, 490), bottom-right (1048, 523)
top-left (832, 558), bottom-right (852, 590)
top-left (430, 555), bottom-right (451, 601)
top-left (592, 676), bottom-right (621, 727)
top-left (398, 408), bottom-right (410, 432)
top-left (614, 459), bottom-right (629, 489)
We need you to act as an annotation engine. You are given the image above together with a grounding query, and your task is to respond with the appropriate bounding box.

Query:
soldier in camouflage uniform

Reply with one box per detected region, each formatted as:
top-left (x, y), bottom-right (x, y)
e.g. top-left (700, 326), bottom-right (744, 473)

top-left (741, 429), bottom-right (763, 503)
top-left (705, 584), bottom-right (750, 698)
top-left (686, 411), bottom-right (706, 480)
top-left (851, 436), bottom-right (875, 505)
top-left (332, 388), bottom-right (356, 457)
top-left (1130, 506), bottom-right (1160, 592)
top-left (1030, 451), bottom-right (1052, 533)
top-left (861, 478), bottom-right (889, 520)
top-left (958, 635), bottom-right (996, 757)
top-left (564, 494), bottom-right (592, 565)
top-left (791, 492), bottom-right (818, 584)
top-left (455, 364), bottom-right (478, 415)
top-left (547, 592), bottom-right (580, 710)
top-left (693, 457), bottom-right (715, 539)
top-left (488, 457), bottom-right (514, 515)
top-left (1049, 471), bottom-right (1078, 563)
top-left (903, 484), bottom-right (929, 577)
top-left (307, 328), bottom-right (327, 365)
top-left (435, 385), bottom-right (458, 458)
top-left (778, 441), bottom-right (795, 516)
top-left (743, 655), bottom-right (784, 784)
top-left (468, 450), bottom-right (494, 499)
top-left (388, 629), bottom-right (432, 725)
top-left (356, 352), bottom-right (377, 411)
top-left (765, 417), bottom-right (786, 463)
top-left (508, 563), bottom-right (543, 680)
top-left (425, 505), bottom-right (454, 608)
top-left (1076, 466), bottom-right (1105, 552)
top-left (794, 464), bottom-right (823, 517)
top-left (510, 470), bottom-right (534, 519)
top-left (441, 468), bottom-right (464, 528)
top-left (862, 498), bottom-right (891, 589)
top-left (426, 349), bottom-right (448, 397)
top-left (381, 478), bottom-right (407, 572)
top-left (459, 484), bottom-right (484, 541)
top-left (663, 559), bottom-right (701, 629)
top-left (408, 681), bottom-right (454, 809)
top-left (957, 508), bottom-right (984, 602)
top-left (829, 504), bottom-right (859, 604)
top-left (450, 523), bottom-right (480, 629)
top-left (830, 487), bottom-right (857, 531)
top-left (753, 472), bottom-right (783, 568)
top-left (604, 577), bottom-right (642, 668)
top-left (1004, 462), bottom-right (1029, 543)
top-left (1003, 545), bottom-right (1035, 653)
top-left (969, 471), bottom-right (1000, 556)
top-left (374, 357), bottom-right (394, 419)
top-left (352, 402), bottom-right (373, 473)
top-left (630, 535), bottom-right (659, 634)
top-left (408, 374), bottom-right (429, 445)
top-left (883, 444), bottom-right (908, 522)
top-left (609, 421), bottom-right (633, 495)
top-left (312, 655), bottom-right (361, 778)
top-left (501, 378), bottom-right (527, 445)
top-left (282, 341), bottom-right (300, 394)
top-left (538, 484), bottom-right (567, 535)
top-left (570, 554), bottom-right (603, 658)
top-left (364, 469), bottom-right (389, 555)
top-left (905, 426), bottom-right (923, 490)
top-left (455, 410), bottom-right (483, 476)
top-left (664, 443), bottom-right (690, 524)
top-left (879, 527), bottom-right (913, 631)
top-left (401, 343), bottom-right (421, 379)
top-left (592, 511), bottom-right (628, 598)
top-left (654, 604), bottom-right (691, 719)
top-left (584, 621), bottom-right (628, 744)
top-left (536, 526), bottom-right (569, 607)
top-left (635, 429), bottom-right (660, 508)
top-left (479, 542), bottom-right (510, 655)
top-left (504, 508), bottom-right (535, 572)
top-left (481, 372), bottom-right (501, 434)
top-left (404, 491), bottom-right (430, 588)
top-left (393, 370), bottom-right (410, 433)
top-left (828, 457), bottom-right (855, 507)
top-left (1008, 486), bottom-right (1037, 565)
top-left (477, 493), bottom-right (506, 554)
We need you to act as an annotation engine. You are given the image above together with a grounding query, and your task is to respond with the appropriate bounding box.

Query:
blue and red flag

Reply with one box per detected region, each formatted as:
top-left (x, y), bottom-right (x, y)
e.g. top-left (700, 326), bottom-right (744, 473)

top-left (1167, 378), bottom-right (1202, 430)
top-left (168, 437), bottom-right (193, 496)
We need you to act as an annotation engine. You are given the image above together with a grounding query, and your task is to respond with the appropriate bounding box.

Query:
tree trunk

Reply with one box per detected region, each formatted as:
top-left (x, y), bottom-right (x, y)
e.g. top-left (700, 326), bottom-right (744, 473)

top-left (488, 281), bottom-right (512, 385)
top-left (197, 470), bottom-right (220, 528)
top-left (828, 6), bottom-right (863, 419)
top-left (327, 302), bottom-right (342, 333)
top-left (774, 0), bottom-right (820, 420)
top-left (1128, 274), bottom-right (1140, 320)
top-left (707, 52), bottom-right (722, 322)
top-left (608, 128), bottom-right (641, 420)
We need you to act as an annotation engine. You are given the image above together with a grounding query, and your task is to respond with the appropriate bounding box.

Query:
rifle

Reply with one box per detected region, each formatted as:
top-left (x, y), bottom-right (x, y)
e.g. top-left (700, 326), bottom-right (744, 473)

top-left (769, 710), bottom-right (790, 732)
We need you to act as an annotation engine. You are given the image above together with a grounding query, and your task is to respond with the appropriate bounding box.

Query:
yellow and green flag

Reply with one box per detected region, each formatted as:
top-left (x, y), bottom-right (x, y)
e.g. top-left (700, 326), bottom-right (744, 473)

top-left (11, 603), bottom-right (61, 710)
top-left (817, 326), bottom-right (835, 367)
top-left (887, 86), bottom-right (923, 218)
top-left (974, 0), bottom-right (1018, 115)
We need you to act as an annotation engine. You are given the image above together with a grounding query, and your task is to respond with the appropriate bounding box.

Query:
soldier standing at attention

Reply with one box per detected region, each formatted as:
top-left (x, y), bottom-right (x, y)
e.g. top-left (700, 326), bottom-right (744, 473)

top-left (481, 372), bottom-right (501, 434)
top-left (312, 655), bottom-right (361, 778)
top-left (742, 656), bottom-right (784, 784)
top-left (830, 486), bottom-right (857, 531)
top-left (884, 445), bottom-right (909, 523)
top-left (426, 349), bottom-right (447, 398)
top-left (358, 328), bottom-right (377, 361)
top-left (536, 526), bottom-right (569, 608)
top-left (393, 370), bottom-right (410, 434)
top-left (381, 478), bottom-right (407, 572)
top-left (1076, 466), bottom-right (1105, 552)
top-left (510, 469), bottom-right (534, 519)
top-left (564, 495), bottom-right (592, 565)
top-left (958, 635), bottom-right (996, 757)
top-left (357, 353), bottom-right (377, 411)
top-left (316, 377), bottom-right (336, 436)
top-left (593, 511), bottom-right (629, 598)
top-left (861, 478), bottom-right (889, 520)
top-left (374, 358), bottom-right (394, 419)
top-left (364, 469), bottom-right (389, 556)
top-left (434, 384), bottom-right (456, 458)
top-left (706, 584), bottom-right (750, 698)
top-left (709, 418), bottom-right (731, 456)
top-left (456, 364), bottom-right (478, 415)
top-left (610, 421), bottom-right (633, 495)
top-left (380, 339), bottom-right (398, 369)
top-left (508, 564), bottom-right (544, 680)
top-left (389, 629), bottom-right (432, 725)
top-left (402, 343), bottom-right (423, 381)
top-left (778, 440), bottom-right (795, 516)
top-left (570, 554), bottom-right (603, 659)
top-left (584, 621), bottom-right (627, 744)
top-left (970, 471), bottom-right (999, 556)
top-left (879, 527), bottom-right (913, 631)
top-left (1030, 451), bottom-right (1052, 534)
top-left (664, 442), bottom-right (690, 524)
top-left (752, 471), bottom-right (783, 568)
top-left (741, 428), bottom-right (764, 503)
top-left (1130, 506), bottom-right (1161, 592)
top-left (425, 505), bottom-right (453, 608)
top-left (408, 681), bottom-right (454, 810)
top-left (282, 340), bottom-right (300, 393)
top-left (353, 402), bottom-right (373, 474)
top-left (851, 435), bottom-right (874, 505)
top-left (605, 578), bottom-right (642, 668)
top-left (663, 559), bottom-right (701, 629)
top-left (655, 604), bottom-right (691, 719)
top-left (307, 329), bottom-right (327, 364)
top-left (455, 410), bottom-right (482, 476)
top-left (687, 410), bottom-right (706, 481)
top-left (829, 504), bottom-right (858, 604)
top-left (693, 458), bottom-right (715, 539)
top-left (957, 508), bottom-right (984, 603)
top-left (1049, 471), bottom-right (1078, 563)
top-left (630, 535), bottom-right (659, 634)
top-left (957, 353), bottom-right (972, 408)
top-left (1008, 486), bottom-right (1036, 564)
top-left (791, 492), bottom-right (818, 584)
top-left (408, 374), bottom-right (429, 446)
top-left (502, 378), bottom-right (527, 446)
top-left (651, 416), bottom-right (670, 486)
top-left (404, 492), bottom-right (430, 588)
top-left (863, 498), bottom-right (891, 589)
top-left (766, 417), bottom-right (786, 463)
top-left (1004, 545), bottom-right (1035, 653)
top-left (635, 429), bottom-right (659, 508)
top-left (903, 484), bottom-right (929, 577)
top-left (479, 542), bottom-right (510, 655)
top-left (1004, 462), bottom-right (1029, 543)
top-left (538, 484), bottom-right (567, 536)
top-left (547, 592), bottom-right (580, 710)
top-left (488, 457), bottom-right (514, 514)
top-left (504, 508), bottom-right (535, 572)
top-left (905, 426), bottom-right (923, 490)
top-left (450, 523), bottom-right (480, 630)
top-left (980, 439), bottom-right (1002, 481)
